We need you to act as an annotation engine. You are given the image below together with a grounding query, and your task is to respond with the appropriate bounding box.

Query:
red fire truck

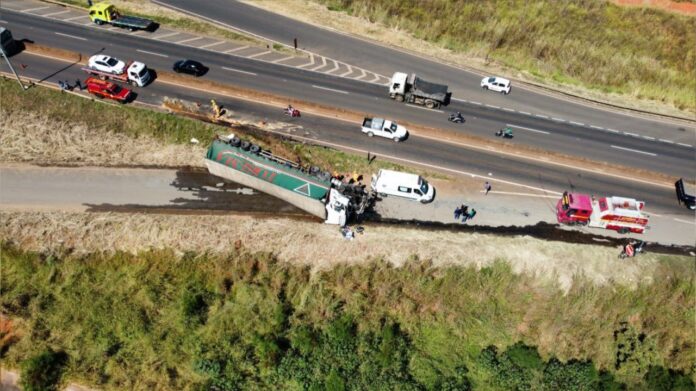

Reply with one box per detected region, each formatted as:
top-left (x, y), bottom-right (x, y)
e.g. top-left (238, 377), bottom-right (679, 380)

top-left (556, 191), bottom-right (649, 234)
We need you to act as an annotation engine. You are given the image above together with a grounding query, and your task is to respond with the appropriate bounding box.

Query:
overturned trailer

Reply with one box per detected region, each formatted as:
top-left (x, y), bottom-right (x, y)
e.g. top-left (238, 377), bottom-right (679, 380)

top-left (204, 135), bottom-right (372, 225)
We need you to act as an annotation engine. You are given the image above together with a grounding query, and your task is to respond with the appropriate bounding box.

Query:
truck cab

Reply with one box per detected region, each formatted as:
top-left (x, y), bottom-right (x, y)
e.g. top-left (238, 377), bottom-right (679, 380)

top-left (389, 72), bottom-right (408, 97)
top-left (556, 192), bottom-right (592, 225)
top-left (126, 62), bottom-right (151, 87)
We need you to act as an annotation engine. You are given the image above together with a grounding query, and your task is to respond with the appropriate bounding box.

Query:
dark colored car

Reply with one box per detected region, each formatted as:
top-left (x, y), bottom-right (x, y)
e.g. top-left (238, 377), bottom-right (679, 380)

top-left (173, 60), bottom-right (208, 76)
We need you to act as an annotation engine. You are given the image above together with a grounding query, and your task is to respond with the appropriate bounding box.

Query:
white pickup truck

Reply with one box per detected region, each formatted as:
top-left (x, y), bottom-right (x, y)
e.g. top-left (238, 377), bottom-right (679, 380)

top-left (361, 117), bottom-right (408, 142)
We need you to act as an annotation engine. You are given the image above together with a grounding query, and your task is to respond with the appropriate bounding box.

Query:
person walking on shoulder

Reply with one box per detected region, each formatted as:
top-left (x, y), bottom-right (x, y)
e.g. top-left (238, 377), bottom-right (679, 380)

top-left (484, 181), bottom-right (492, 195)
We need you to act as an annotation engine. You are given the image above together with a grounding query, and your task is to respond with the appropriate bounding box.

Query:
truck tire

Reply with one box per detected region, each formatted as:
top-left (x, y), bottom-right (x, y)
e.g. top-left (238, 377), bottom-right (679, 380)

top-left (367, 131), bottom-right (374, 137)
top-left (229, 137), bottom-right (241, 147)
top-left (95, 19), bottom-right (104, 25)
top-left (393, 137), bottom-right (400, 142)
top-left (129, 27), bottom-right (136, 32)
top-left (425, 100), bottom-right (436, 109)
top-left (483, 85), bottom-right (488, 90)
top-left (249, 144), bottom-right (261, 154)
top-left (240, 140), bottom-right (251, 151)
top-left (395, 94), bottom-right (404, 102)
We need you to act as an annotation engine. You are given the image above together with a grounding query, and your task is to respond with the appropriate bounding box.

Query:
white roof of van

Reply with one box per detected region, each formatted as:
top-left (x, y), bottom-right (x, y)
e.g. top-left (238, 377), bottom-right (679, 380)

top-left (377, 169), bottom-right (420, 185)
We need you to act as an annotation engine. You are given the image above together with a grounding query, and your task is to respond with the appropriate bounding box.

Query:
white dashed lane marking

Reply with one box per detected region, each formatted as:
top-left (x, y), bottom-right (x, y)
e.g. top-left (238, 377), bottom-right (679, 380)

top-left (507, 124), bottom-right (551, 135)
top-left (312, 85), bottom-right (349, 94)
top-left (610, 145), bottom-right (657, 156)
top-left (221, 66), bottom-right (257, 76)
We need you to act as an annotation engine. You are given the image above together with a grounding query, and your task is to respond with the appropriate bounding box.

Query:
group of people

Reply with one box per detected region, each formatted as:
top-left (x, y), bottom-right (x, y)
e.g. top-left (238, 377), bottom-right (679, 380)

top-left (454, 204), bottom-right (476, 223)
top-left (58, 79), bottom-right (83, 91)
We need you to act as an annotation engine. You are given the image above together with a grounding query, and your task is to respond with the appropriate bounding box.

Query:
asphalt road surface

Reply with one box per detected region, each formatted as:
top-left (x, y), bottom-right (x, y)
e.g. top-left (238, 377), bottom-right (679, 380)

top-left (156, 0), bottom-right (696, 135)
top-left (1, 9), bottom-right (694, 179)
top-left (2, 51), bottom-right (694, 224)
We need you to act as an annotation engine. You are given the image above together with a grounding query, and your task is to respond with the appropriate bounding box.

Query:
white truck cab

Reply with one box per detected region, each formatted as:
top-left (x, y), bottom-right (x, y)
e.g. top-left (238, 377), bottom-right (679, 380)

top-left (389, 72), bottom-right (409, 96)
top-left (371, 169), bottom-right (434, 203)
top-left (361, 117), bottom-right (408, 142)
top-left (126, 62), bottom-right (151, 87)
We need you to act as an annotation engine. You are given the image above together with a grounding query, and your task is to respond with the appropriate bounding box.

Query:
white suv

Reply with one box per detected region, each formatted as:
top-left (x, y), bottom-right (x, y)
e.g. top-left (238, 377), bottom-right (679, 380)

top-left (481, 76), bottom-right (511, 95)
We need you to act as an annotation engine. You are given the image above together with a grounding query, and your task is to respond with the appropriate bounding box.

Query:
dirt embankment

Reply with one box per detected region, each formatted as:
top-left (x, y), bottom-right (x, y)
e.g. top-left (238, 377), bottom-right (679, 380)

top-left (2, 210), bottom-right (692, 293)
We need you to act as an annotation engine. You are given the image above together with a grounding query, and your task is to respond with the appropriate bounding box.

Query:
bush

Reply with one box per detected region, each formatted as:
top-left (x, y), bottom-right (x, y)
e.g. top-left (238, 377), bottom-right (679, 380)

top-left (20, 349), bottom-right (68, 391)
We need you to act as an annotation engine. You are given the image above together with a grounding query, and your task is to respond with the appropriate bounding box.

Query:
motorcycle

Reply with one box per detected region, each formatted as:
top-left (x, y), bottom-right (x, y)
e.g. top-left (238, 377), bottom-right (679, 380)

top-left (619, 240), bottom-right (646, 259)
top-left (283, 107), bottom-right (301, 118)
top-left (448, 113), bottom-right (465, 123)
top-left (495, 127), bottom-right (514, 138)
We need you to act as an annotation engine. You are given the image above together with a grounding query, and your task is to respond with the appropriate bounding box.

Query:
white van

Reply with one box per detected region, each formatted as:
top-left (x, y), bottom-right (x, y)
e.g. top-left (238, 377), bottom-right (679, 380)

top-left (371, 169), bottom-right (435, 203)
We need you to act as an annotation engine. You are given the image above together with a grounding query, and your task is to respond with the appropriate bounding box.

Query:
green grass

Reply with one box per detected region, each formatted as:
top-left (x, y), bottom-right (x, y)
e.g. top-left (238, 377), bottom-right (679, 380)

top-left (1, 244), bottom-right (693, 389)
top-left (318, 0), bottom-right (696, 112)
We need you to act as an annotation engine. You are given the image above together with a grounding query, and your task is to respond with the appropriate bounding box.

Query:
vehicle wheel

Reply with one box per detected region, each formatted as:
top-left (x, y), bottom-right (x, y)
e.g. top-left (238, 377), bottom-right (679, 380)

top-left (240, 140), bottom-right (251, 151)
top-left (483, 86), bottom-right (488, 90)
top-left (229, 137), bottom-right (241, 147)
top-left (378, 193), bottom-right (387, 198)
top-left (95, 93), bottom-right (103, 99)
top-left (393, 137), bottom-right (400, 142)
top-left (129, 27), bottom-right (136, 32)
top-left (249, 144), bottom-right (261, 154)
top-left (425, 100), bottom-right (435, 109)
top-left (618, 228), bottom-right (629, 234)
top-left (367, 131), bottom-right (374, 137)
top-left (95, 19), bottom-right (104, 25)
top-left (505, 90), bottom-right (510, 95)
top-left (99, 75), bottom-right (106, 81)
top-left (395, 94), bottom-right (404, 102)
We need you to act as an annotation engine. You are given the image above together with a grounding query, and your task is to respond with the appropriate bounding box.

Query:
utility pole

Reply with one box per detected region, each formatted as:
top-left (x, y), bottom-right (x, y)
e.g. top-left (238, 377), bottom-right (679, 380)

top-left (0, 46), bottom-right (29, 90)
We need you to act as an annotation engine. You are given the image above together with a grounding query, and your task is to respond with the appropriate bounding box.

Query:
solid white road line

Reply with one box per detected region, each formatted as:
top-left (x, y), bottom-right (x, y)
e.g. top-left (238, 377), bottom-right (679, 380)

top-left (64, 15), bottom-right (87, 22)
top-left (221, 66), bottom-right (257, 76)
top-left (570, 121), bottom-right (584, 126)
top-left (406, 104), bottom-right (444, 113)
top-left (590, 125), bottom-right (604, 130)
top-left (247, 50), bottom-right (272, 59)
top-left (507, 124), bottom-right (550, 135)
top-left (610, 145), bottom-right (657, 156)
top-left (677, 143), bottom-right (692, 147)
top-left (177, 36), bottom-right (205, 45)
top-left (624, 132), bottom-right (640, 137)
top-left (225, 45), bottom-right (248, 53)
top-left (659, 139), bottom-right (674, 144)
top-left (536, 114), bottom-right (548, 119)
top-left (154, 31), bottom-right (180, 40)
top-left (502, 107), bottom-right (515, 112)
top-left (606, 128), bottom-right (620, 133)
top-left (486, 104), bottom-right (499, 109)
top-left (551, 117), bottom-right (564, 121)
top-left (674, 218), bottom-right (696, 225)
top-left (136, 49), bottom-right (169, 58)
top-left (642, 136), bottom-right (655, 140)
top-left (55, 32), bottom-right (87, 41)
top-left (198, 40), bottom-right (225, 49)
top-left (312, 85), bottom-right (349, 94)
top-left (22, 6), bottom-right (50, 13)
top-left (43, 10), bottom-right (71, 17)
top-left (470, 101), bottom-right (482, 105)
top-left (480, 190), bottom-right (559, 198)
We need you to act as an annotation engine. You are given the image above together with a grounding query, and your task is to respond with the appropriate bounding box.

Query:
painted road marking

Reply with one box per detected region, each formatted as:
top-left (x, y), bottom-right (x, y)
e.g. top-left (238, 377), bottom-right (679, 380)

top-left (22, 6), bottom-right (50, 13)
top-left (611, 145), bottom-right (657, 156)
top-left (606, 128), bottom-right (620, 133)
top-left (0, 20), bottom-right (7, 24)
top-left (298, 53), bottom-right (315, 69)
top-left (552, 117), bottom-right (564, 121)
top-left (590, 125), bottom-right (604, 130)
top-left (154, 31), bottom-right (180, 40)
top-left (406, 104), bottom-right (444, 113)
top-left (570, 121), bottom-right (584, 126)
top-left (199, 40), bottom-right (226, 49)
top-left (64, 15), bottom-right (87, 22)
top-left (271, 55), bottom-right (294, 64)
top-left (642, 136), bottom-right (655, 141)
top-left (677, 143), bottom-right (692, 147)
top-left (356, 68), bottom-right (367, 80)
top-left (310, 56), bottom-right (327, 71)
top-left (480, 191), bottom-right (558, 198)
top-left (536, 114), bottom-right (549, 119)
top-left (624, 132), bottom-right (640, 137)
top-left (326, 59), bottom-right (340, 74)
top-left (248, 50), bottom-right (272, 59)
top-left (486, 104), bottom-right (500, 109)
top-left (674, 218), bottom-right (696, 225)
top-left (338, 65), bottom-right (354, 77)
top-left (507, 124), bottom-right (550, 135)
top-left (470, 101), bottom-right (482, 105)
top-left (55, 32), bottom-right (87, 41)
top-left (225, 45), bottom-right (248, 54)
top-left (520, 111), bottom-right (532, 115)
top-left (502, 107), bottom-right (515, 112)
top-left (43, 10), bottom-right (71, 17)
top-left (221, 66), bottom-right (257, 76)
top-left (136, 49), bottom-right (168, 58)
top-left (312, 85), bottom-right (349, 94)
top-left (177, 36), bottom-right (205, 45)
top-left (659, 139), bottom-right (674, 144)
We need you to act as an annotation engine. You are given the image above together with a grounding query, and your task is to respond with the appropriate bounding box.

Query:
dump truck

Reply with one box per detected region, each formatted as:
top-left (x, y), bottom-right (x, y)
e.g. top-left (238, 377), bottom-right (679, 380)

top-left (388, 72), bottom-right (450, 108)
top-left (556, 191), bottom-right (649, 234)
top-left (205, 135), bottom-right (372, 226)
top-left (88, 3), bottom-right (155, 31)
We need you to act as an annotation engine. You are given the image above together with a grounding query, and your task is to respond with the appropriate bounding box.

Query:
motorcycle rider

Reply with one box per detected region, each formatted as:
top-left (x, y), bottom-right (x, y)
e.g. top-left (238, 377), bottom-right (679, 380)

top-left (455, 112), bottom-right (463, 121)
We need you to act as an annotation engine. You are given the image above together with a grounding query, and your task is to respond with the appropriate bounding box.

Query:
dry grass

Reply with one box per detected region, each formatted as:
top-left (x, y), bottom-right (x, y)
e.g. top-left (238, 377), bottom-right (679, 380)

top-left (242, 0), bottom-right (695, 116)
top-left (2, 210), bottom-right (687, 292)
top-left (0, 111), bottom-right (205, 167)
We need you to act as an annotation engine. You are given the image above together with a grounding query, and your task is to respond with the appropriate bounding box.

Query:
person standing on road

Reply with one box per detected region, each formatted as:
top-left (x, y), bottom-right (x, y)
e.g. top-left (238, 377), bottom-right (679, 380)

top-left (484, 181), bottom-right (492, 195)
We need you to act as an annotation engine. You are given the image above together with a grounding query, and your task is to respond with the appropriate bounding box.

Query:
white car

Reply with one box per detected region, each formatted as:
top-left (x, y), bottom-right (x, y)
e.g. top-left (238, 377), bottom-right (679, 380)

top-left (88, 54), bottom-right (126, 74)
top-left (481, 76), bottom-right (511, 94)
top-left (361, 117), bottom-right (408, 142)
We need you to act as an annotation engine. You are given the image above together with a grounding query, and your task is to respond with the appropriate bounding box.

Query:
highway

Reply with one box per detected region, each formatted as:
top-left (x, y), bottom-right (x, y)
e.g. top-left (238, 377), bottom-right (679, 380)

top-left (2, 51), bottom-right (693, 224)
top-left (1, 9), bottom-right (695, 179)
top-left (157, 0), bottom-right (696, 136)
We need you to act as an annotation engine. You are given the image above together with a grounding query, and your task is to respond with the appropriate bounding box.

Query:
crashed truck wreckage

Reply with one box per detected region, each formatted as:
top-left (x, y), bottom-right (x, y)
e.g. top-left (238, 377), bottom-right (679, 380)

top-left (204, 135), bottom-right (373, 225)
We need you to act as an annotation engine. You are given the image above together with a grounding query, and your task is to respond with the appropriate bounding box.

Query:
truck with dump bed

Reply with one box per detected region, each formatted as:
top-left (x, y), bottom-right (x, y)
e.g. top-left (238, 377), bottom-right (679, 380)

top-left (89, 3), bottom-right (155, 32)
top-left (389, 72), bottom-right (451, 109)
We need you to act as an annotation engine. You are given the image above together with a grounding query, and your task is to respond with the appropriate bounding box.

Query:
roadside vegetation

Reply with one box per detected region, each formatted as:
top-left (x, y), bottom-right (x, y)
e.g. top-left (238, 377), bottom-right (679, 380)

top-left (0, 78), bottom-right (409, 176)
top-left (1, 242), bottom-right (694, 390)
top-left (315, 0), bottom-right (696, 112)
